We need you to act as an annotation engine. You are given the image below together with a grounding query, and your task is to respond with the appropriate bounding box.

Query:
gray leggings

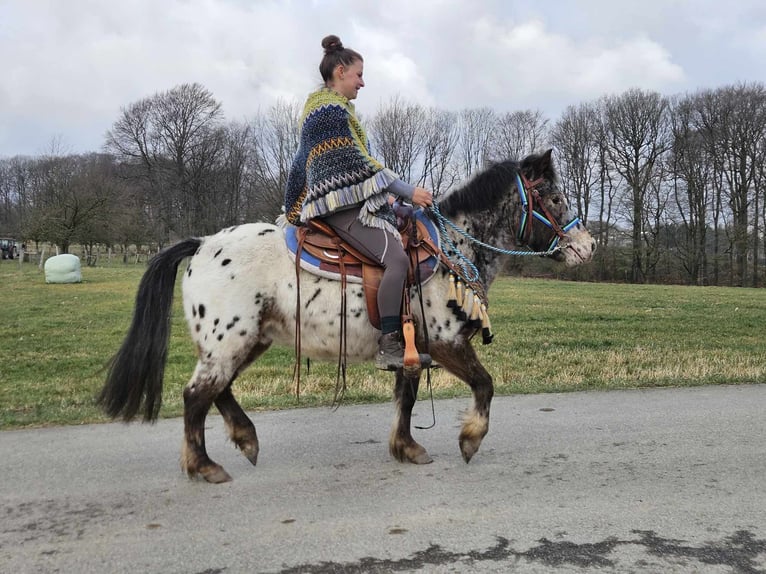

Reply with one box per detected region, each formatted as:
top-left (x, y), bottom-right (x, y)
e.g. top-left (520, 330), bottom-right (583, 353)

top-left (321, 207), bottom-right (409, 324)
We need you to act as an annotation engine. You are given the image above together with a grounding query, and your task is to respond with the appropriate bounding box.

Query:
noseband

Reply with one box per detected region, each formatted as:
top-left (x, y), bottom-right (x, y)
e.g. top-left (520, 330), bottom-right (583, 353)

top-left (516, 173), bottom-right (581, 252)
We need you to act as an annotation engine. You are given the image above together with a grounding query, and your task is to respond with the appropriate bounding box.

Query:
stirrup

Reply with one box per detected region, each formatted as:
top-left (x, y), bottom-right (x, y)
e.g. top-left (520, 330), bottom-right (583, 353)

top-left (402, 322), bottom-right (432, 373)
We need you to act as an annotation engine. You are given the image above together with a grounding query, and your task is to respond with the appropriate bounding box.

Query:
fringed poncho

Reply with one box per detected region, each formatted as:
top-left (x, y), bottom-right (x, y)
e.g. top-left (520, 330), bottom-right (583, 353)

top-left (284, 88), bottom-right (399, 235)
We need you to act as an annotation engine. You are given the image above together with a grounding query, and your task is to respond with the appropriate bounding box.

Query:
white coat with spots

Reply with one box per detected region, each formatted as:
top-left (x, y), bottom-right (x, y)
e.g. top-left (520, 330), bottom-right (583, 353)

top-left (99, 151), bottom-right (596, 483)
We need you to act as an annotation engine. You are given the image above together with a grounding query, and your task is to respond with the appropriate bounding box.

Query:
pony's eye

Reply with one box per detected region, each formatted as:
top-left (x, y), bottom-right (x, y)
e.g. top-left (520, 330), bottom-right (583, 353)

top-left (552, 196), bottom-right (561, 205)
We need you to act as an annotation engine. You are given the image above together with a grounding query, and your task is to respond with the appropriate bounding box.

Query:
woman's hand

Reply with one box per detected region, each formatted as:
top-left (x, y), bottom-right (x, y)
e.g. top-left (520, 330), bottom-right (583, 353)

top-left (411, 187), bottom-right (433, 208)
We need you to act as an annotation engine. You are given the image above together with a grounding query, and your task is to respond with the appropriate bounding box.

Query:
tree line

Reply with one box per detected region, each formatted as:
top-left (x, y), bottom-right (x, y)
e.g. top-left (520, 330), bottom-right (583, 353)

top-left (1, 81), bottom-right (765, 286)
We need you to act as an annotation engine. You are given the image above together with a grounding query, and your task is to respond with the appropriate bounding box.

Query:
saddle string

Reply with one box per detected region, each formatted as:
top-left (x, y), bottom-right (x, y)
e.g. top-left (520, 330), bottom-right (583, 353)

top-left (332, 239), bottom-right (348, 409)
top-left (293, 232), bottom-right (305, 398)
top-left (409, 223), bottom-right (436, 430)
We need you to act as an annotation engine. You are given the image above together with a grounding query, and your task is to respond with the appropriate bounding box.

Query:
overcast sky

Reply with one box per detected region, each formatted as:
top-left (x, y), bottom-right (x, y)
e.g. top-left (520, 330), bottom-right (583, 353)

top-left (2, 0), bottom-right (765, 157)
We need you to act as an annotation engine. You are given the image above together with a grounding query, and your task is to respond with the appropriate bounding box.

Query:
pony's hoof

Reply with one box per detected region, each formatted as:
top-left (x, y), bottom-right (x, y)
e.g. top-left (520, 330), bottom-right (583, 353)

top-left (411, 451), bottom-right (433, 465)
top-left (390, 440), bottom-right (433, 465)
top-left (403, 444), bottom-right (433, 464)
top-left (459, 439), bottom-right (481, 463)
top-left (201, 465), bottom-right (233, 484)
top-left (239, 442), bottom-right (259, 466)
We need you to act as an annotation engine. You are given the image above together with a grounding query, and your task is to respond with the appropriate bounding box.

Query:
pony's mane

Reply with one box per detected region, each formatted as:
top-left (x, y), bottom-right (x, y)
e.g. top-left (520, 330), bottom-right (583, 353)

top-left (438, 160), bottom-right (521, 218)
top-left (437, 152), bottom-right (559, 218)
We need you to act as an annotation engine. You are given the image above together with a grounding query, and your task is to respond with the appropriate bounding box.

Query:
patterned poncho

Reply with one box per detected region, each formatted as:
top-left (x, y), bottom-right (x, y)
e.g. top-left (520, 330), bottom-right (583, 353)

top-left (284, 88), bottom-right (399, 234)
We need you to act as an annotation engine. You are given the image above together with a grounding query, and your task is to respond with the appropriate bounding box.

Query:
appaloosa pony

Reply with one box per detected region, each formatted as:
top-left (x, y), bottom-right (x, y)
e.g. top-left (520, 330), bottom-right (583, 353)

top-left (99, 149), bottom-right (595, 483)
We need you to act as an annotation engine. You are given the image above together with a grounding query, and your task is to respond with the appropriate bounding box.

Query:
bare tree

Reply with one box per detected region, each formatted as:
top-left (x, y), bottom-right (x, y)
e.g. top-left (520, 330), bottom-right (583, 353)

top-left (23, 153), bottom-right (117, 253)
top-left (105, 83), bottom-right (224, 241)
top-left (493, 109), bottom-right (550, 160)
top-left (551, 103), bottom-right (601, 227)
top-left (691, 84), bottom-right (766, 286)
top-left (368, 96), bottom-right (428, 184)
top-left (603, 88), bottom-right (671, 282)
top-left (419, 108), bottom-right (460, 197)
top-left (669, 94), bottom-right (714, 285)
top-left (718, 84), bottom-right (766, 286)
top-left (0, 156), bottom-right (33, 237)
top-left (457, 107), bottom-right (497, 178)
top-left (248, 98), bottom-right (301, 222)
top-left (217, 121), bottom-right (253, 225)
top-left (757, 135), bottom-right (766, 286)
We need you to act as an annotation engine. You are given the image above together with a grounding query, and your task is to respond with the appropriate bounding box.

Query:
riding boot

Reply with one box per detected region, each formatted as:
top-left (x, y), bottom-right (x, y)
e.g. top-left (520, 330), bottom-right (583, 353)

top-left (375, 331), bottom-right (433, 372)
top-left (375, 331), bottom-right (405, 371)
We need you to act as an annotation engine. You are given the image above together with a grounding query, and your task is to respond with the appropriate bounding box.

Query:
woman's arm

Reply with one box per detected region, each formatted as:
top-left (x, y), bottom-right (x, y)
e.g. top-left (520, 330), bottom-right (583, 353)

top-left (385, 180), bottom-right (433, 207)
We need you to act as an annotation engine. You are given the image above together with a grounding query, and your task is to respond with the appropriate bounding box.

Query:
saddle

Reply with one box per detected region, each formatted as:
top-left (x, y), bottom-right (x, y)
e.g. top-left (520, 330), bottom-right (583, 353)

top-left (294, 210), bottom-right (439, 329)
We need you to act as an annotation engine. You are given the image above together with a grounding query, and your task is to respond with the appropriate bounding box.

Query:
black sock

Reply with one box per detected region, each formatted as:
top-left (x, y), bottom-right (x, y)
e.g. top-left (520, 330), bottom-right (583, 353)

top-left (380, 315), bottom-right (401, 335)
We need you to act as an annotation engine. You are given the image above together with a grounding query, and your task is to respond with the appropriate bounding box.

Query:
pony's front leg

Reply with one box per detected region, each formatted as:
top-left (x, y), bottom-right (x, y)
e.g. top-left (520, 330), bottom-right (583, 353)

top-left (180, 364), bottom-right (232, 483)
top-left (389, 368), bottom-right (433, 464)
top-left (430, 339), bottom-right (494, 463)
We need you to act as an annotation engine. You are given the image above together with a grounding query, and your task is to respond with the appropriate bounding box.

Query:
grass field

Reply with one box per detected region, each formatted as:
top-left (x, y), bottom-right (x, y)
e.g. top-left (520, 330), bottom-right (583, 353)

top-left (1, 259), bottom-right (764, 429)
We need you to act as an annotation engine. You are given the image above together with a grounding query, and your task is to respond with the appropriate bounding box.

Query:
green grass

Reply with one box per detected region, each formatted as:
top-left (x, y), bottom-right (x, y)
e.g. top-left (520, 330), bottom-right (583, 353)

top-left (1, 259), bottom-right (764, 429)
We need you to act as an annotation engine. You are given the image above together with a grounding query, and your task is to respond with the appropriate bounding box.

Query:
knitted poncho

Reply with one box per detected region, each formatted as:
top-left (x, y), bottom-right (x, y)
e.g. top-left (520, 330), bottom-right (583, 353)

top-left (284, 88), bottom-right (399, 234)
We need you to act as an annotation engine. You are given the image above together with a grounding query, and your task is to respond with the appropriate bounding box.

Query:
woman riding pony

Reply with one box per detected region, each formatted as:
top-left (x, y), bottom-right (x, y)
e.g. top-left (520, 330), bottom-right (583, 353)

top-left (284, 35), bottom-right (433, 371)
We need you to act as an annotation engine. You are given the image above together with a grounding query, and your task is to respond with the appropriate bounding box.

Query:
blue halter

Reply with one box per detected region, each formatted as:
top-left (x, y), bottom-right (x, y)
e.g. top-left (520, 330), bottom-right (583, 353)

top-left (515, 173), bottom-right (581, 252)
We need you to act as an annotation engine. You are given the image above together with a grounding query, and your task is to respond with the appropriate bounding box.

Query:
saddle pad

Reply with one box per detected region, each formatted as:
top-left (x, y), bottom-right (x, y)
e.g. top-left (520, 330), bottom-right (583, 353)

top-left (284, 209), bottom-right (441, 284)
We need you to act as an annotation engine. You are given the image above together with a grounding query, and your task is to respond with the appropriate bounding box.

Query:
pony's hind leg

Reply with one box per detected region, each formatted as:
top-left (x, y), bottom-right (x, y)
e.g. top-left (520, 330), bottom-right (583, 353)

top-left (180, 362), bottom-right (234, 483)
top-left (213, 341), bottom-right (271, 467)
top-left (430, 340), bottom-right (494, 463)
top-left (389, 369), bottom-right (433, 464)
top-left (215, 386), bottom-right (258, 465)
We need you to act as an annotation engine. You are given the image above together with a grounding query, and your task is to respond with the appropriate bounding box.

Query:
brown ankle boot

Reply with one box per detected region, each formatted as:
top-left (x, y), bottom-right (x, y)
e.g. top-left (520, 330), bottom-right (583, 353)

top-left (376, 331), bottom-right (433, 372)
top-left (375, 331), bottom-right (404, 371)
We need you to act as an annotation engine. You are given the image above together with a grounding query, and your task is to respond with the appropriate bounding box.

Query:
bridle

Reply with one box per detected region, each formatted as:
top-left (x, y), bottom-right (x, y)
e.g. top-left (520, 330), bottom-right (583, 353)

top-left (516, 172), bottom-right (582, 253)
top-left (427, 169), bottom-right (586, 284)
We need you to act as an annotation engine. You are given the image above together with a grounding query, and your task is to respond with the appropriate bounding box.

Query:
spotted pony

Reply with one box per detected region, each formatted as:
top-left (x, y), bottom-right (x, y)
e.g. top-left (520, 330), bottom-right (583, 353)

top-left (98, 150), bottom-right (595, 483)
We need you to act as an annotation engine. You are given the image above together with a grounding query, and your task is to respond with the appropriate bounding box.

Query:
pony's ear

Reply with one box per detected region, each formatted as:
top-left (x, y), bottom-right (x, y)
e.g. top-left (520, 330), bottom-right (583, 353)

top-left (521, 149), bottom-right (554, 178)
top-left (541, 148), bottom-right (553, 168)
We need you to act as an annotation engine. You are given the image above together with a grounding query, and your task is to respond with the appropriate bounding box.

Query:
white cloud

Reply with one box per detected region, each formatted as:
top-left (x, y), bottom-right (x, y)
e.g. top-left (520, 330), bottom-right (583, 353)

top-left (0, 0), bottom-right (764, 156)
top-left (571, 37), bottom-right (686, 96)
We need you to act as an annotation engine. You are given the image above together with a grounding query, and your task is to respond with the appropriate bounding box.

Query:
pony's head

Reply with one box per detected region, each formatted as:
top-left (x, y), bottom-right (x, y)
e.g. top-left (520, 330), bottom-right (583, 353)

top-left (518, 149), bottom-right (595, 266)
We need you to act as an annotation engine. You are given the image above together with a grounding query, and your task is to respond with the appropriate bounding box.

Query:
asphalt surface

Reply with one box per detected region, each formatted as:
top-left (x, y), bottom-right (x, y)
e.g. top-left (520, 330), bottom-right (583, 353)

top-left (1, 384), bottom-right (765, 573)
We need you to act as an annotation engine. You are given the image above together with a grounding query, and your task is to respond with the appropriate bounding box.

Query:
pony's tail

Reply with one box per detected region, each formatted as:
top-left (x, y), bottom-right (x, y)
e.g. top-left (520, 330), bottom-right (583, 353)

top-left (98, 238), bottom-right (202, 422)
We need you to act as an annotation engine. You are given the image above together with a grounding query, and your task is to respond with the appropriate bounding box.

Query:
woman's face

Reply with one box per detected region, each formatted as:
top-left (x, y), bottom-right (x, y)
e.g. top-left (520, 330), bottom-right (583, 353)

top-left (332, 59), bottom-right (364, 100)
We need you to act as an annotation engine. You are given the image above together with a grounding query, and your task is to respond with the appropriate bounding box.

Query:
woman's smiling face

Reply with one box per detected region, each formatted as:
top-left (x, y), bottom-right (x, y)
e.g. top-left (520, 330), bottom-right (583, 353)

top-left (332, 59), bottom-right (365, 100)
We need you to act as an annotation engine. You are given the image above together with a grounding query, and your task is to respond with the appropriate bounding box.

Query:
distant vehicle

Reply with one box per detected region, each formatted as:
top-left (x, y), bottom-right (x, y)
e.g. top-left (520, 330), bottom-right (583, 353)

top-left (0, 238), bottom-right (19, 259)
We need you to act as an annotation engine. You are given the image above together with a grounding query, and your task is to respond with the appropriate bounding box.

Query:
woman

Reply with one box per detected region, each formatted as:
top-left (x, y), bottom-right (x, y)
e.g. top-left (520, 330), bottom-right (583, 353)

top-left (284, 34), bottom-right (433, 371)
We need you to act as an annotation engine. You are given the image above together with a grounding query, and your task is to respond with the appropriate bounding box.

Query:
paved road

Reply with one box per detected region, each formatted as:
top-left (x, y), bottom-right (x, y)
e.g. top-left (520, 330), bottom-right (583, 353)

top-left (1, 384), bottom-right (765, 573)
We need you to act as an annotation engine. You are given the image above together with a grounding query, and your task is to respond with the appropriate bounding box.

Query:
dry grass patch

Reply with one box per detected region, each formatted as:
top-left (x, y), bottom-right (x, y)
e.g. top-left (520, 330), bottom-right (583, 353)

top-left (2, 260), bottom-right (764, 428)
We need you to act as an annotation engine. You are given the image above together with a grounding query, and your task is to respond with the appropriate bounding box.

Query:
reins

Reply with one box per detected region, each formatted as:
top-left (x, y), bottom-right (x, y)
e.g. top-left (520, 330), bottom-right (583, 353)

top-left (427, 172), bottom-right (583, 279)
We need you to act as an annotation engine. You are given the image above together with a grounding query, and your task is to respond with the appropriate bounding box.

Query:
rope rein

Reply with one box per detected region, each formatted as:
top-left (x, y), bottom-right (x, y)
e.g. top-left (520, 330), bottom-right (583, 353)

top-left (427, 201), bottom-right (562, 283)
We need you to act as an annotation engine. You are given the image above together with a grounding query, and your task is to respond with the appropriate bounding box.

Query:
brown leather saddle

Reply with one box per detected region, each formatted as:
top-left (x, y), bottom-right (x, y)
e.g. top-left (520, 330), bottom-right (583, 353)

top-left (295, 216), bottom-right (439, 329)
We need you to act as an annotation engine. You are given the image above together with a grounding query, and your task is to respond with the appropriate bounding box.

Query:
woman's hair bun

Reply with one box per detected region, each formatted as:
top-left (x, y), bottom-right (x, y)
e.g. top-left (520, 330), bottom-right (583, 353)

top-left (322, 34), bottom-right (343, 54)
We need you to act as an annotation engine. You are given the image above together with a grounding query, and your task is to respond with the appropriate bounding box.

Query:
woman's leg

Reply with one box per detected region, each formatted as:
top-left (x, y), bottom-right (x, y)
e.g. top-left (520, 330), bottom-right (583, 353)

top-left (321, 208), bottom-right (409, 332)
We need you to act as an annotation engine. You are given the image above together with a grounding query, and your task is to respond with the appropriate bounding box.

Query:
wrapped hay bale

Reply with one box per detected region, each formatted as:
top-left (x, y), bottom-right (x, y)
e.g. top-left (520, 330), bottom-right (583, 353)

top-left (44, 254), bottom-right (82, 284)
